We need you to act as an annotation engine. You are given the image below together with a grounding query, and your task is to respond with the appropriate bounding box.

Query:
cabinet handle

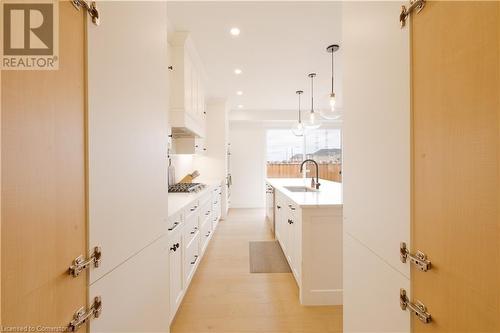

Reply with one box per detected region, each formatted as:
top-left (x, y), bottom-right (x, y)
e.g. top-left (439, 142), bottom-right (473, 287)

top-left (205, 231), bottom-right (211, 237)
top-left (190, 227), bottom-right (198, 235)
top-left (170, 243), bottom-right (180, 252)
top-left (277, 205), bottom-right (281, 209)
top-left (168, 222), bottom-right (180, 231)
top-left (288, 219), bottom-right (294, 224)
top-left (190, 255), bottom-right (199, 265)
top-left (190, 205), bottom-right (198, 212)
top-left (205, 211), bottom-right (211, 216)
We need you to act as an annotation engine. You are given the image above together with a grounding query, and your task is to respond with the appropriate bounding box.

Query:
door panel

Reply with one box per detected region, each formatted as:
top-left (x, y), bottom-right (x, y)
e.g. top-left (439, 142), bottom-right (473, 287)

top-left (342, 2), bottom-right (411, 331)
top-left (89, 235), bottom-right (170, 333)
top-left (1, 2), bottom-right (87, 328)
top-left (169, 232), bottom-right (183, 324)
top-left (412, 2), bottom-right (499, 331)
top-left (344, 234), bottom-right (410, 332)
top-left (86, 1), bottom-right (170, 283)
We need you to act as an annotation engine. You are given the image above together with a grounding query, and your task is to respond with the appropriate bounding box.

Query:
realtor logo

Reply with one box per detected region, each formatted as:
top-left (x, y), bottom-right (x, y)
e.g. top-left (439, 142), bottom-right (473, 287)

top-left (1, 1), bottom-right (59, 70)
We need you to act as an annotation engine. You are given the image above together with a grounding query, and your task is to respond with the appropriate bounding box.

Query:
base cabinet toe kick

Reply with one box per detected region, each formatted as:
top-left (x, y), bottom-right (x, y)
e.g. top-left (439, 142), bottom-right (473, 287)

top-left (167, 183), bottom-right (223, 324)
top-left (271, 183), bottom-right (343, 306)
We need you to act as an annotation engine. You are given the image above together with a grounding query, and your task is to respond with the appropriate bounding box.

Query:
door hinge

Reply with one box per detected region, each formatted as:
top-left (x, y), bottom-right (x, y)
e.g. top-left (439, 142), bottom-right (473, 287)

top-left (72, 0), bottom-right (100, 25)
top-left (400, 289), bottom-right (432, 323)
top-left (68, 296), bottom-right (102, 332)
top-left (400, 242), bottom-right (431, 272)
top-left (69, 246), bottom-right (102, 277)
top-left (400, 0), bottom-right (425, 28)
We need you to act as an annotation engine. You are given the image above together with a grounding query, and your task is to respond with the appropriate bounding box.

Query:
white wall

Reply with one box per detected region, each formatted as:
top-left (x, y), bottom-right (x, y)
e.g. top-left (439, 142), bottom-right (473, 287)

top-left (342, 2), bottom-right (411, 332)
top-left (229, 123), bottom-right (266, 208)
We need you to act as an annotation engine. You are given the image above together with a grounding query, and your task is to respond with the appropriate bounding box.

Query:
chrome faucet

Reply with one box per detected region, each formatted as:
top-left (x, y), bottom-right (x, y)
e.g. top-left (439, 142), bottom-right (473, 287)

top-left (299, 159), bottom-right (321, 190)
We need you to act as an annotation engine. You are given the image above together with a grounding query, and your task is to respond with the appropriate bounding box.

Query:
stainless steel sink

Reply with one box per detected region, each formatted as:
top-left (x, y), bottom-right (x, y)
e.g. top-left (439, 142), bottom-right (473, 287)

top-left (284, 186), bottom-right (318, 193)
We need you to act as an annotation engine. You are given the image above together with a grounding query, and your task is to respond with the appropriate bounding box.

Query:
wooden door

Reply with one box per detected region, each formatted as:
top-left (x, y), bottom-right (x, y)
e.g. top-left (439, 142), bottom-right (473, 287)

top-left (1, 2), bottom-right (87, 330)
top-left (411, 2), bottom-right (499, 332)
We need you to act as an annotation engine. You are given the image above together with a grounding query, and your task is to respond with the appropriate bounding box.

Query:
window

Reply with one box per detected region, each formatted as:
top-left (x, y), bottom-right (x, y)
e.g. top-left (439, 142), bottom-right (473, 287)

top-left (266, 128), bottom-right (342, 182)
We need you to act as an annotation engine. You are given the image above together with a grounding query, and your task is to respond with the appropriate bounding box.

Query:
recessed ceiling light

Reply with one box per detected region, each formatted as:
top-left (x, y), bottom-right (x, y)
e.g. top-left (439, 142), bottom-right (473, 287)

top-left (234, 68), bottom-right (242, 75)
top-left (236, 91), bottom-right (243, 96)
top-left (230, 27), bottom-right (240, 36)
top-left (237, 104), bottom-right (244, 109)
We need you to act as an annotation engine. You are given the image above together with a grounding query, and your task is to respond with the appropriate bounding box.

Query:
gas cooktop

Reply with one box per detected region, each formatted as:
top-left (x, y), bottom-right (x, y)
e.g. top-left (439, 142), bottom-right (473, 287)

top-left (168, 183), bottom-right (206, 193)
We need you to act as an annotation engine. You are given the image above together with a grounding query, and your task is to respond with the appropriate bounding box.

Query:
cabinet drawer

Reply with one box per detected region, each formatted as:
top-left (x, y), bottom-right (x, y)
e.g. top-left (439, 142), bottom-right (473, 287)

top-left (184, 200), bottom-right (199, 221)
top-left (199, 193), bottom-right (211, 208)
top-left (184, 232), bottom-right (200, 284)
top-left (199, 218), bottom-right (212, 254)
top-left (183, 212), bottom-right (199, 248)
top-left (167, 211), bottom-right (183, 234)
top-left (200, 202), bottom-right (212, 225)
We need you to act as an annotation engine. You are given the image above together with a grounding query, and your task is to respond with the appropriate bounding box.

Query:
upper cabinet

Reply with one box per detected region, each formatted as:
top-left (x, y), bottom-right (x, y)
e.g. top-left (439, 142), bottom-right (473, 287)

top-left (169, 32), bottom-right (207, 140)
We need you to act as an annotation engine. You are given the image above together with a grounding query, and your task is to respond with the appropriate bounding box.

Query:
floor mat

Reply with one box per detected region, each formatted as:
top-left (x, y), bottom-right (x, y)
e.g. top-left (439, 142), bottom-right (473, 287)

top-left (249, 240), bottom-right (292, 273)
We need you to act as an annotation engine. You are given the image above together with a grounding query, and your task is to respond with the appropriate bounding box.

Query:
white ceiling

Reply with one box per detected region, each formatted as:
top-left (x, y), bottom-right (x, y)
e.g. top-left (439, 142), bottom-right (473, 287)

top-left (167, 2), bottom-right (342, 112)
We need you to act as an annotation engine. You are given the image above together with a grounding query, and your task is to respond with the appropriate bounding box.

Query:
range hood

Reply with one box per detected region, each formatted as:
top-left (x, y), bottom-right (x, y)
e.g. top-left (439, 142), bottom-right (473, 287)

top-left (169, 109), bottom-right (205, 139)
top-left (171, 126), bottom-right (199, 139)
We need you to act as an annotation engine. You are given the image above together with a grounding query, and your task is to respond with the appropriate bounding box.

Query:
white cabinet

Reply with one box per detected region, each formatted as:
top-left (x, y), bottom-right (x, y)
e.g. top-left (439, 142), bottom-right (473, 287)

top-left (273, 189), bottom-right (342, 306)
top-left (211, 185), bottom-right (222, 229)
top-left (87, 0), bottom-right (170, 284)
top-left (199, 197), bottom-right (213, 255)
top-left (286, 202), bottom-right (302, 285)
top-left (274, 191), bottom-right (286, 249)
top-left (265, 184), bottom-right (275, 234)
top-left (86, 2), bottom-right (170, 332)
top-left (275, 192), bottom-right (302, 284)
top-left (168, 183), bottom-right (222, 324)
top-left (168, 231), bottom-right (183, 322)
top-left (89, 235), bottom-right (170, 333)
top-left (169, 32), bottom-right (206, 141)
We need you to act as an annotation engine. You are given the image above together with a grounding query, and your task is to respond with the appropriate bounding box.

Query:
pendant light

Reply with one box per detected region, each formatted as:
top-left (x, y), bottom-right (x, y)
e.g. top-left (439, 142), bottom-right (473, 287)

top-left (291, 90), bottom-right (305, 137)
top-left (321, 44), bottom-right (341, 120)
top-left (305, 73), bottom-right (321, 129)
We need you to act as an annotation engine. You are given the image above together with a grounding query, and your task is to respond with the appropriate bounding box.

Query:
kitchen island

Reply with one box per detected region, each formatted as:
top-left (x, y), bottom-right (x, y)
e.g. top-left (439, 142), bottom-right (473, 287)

top-left (266, 178), bottom-right (343, 306)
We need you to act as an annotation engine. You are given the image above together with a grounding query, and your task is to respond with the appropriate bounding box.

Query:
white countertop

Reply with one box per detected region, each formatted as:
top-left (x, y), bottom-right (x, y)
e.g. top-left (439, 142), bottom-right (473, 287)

top-left (168, 180), bottom-right (223, 218)
top-left (266, 178), bottom-right (343, 208)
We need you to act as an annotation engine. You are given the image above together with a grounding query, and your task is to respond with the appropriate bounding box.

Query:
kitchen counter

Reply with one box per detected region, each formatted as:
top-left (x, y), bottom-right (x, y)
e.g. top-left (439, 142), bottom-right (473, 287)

top-left (168, 180), bottom-right (223, 217)
top-left (266, 178), bottom-right (342, 208)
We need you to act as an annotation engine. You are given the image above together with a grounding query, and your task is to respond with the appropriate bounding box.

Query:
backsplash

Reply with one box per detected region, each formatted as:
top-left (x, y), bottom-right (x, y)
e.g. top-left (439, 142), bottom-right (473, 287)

top-left (170, 154), bottom-right (194, 183)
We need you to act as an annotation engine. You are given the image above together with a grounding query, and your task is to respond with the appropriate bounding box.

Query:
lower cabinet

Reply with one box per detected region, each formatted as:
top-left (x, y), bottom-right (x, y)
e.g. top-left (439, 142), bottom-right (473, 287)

top-left (184, 232), bottom-right (200, 284)
top-left (275, 191), bottom-right (302, 285)
top-left (211, 185), bottom-right (222, 229)
top-left (89, 235), bottom-right (170, 332)
top-left (200, 215), bottom-right (212, 254)
top-left (274, 189), bottom-right (342, 306)
top-left (275, 191), bottom-right (286, 251)
top-left (168, 232), bottom-right (183, 320)
top-left (167, 183), bottom-right (222, 325)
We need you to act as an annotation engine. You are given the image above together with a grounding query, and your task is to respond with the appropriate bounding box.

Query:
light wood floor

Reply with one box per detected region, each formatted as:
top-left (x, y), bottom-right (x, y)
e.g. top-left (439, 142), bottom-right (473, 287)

top-left (171, 208), bottom-right (343, 333)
